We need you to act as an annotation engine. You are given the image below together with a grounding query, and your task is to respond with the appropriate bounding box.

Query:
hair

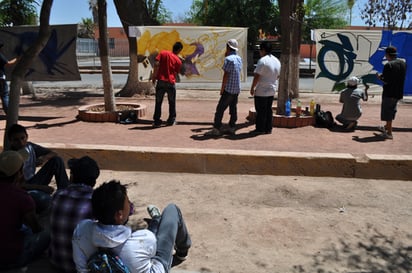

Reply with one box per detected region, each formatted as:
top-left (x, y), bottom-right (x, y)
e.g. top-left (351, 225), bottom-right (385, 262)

top-left (92, 180), bottom-right (127, 225)
top-left (7, 124), bottom-right (27, 140)
top-left (173, 42), bottom-right (183, 53)
top-left (260, 41), bottom-right (272, 54)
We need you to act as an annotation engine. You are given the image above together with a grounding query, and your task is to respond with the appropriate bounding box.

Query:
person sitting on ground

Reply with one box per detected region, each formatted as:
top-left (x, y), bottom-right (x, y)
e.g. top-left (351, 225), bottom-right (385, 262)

top-left (0, 150), bottom-right (50, 269)
top-left (49, 156), bottom-right (100, 273)
top-left (72, 180), bottom-right (192, 273)
top-left (7, 123), bottom-right (69, 213)
top-left (335, 76), bottom-right (368, 130)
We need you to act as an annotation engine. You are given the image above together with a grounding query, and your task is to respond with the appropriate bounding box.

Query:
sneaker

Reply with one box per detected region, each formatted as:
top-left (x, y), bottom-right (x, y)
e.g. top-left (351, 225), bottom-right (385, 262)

top-left (166, 120), bottom-right (177, 126)
top-left (152, 122), bottom-right (161, 128)
top-left (374, 132), bottom-right (393, 140)
top-left (205, 128), bottom-right (221, 136)
top-left (171, 249), bottom-right (188, 267)
top-left (377, 125), bottom-right (387, 133)
top-left (345, 121), bottom-right (358, 130)
top-left (147, 205), bottom-right (161, 218)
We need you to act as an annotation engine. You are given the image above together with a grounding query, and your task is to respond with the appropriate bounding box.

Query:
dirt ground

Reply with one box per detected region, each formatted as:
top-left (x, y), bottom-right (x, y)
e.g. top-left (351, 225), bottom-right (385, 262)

top-left (100, 171), bottom-right (412, 273)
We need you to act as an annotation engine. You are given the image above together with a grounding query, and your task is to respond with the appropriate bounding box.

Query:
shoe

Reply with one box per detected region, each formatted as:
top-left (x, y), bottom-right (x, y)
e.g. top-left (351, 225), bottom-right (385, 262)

top-left (166, 120), bottom-right (177, 126)
top-left (374, 132), bottom-right (393, 140)
top-left (377, 125), bottom-right (387, 133)
top-left (345, 121), bottom-right (357, 130)
top-left (205, 128), bottom-right (221, 136)
top-left (250, 129), bottom-right (264, 135)
top-left (171, 249), bottom-right (188, 267)
top-left (147, 205), bottom-right (161, 218)
top-left (152, 122), bottom-right (161, 128)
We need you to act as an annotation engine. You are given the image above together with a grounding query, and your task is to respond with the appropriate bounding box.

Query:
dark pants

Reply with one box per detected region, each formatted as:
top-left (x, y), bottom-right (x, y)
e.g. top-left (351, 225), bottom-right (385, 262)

top-left (213, 91), bottom-right (239, 129)
top-left (26, 156), bottom-right (69, 213)
top-left (154, 204), bottom-right (192, 273)
top-left (153, 80), bottom-right (177, 124)
top-left (254, 96), bottom-right (274, 133)
top-left (0, 79), bottom-right (9, 114)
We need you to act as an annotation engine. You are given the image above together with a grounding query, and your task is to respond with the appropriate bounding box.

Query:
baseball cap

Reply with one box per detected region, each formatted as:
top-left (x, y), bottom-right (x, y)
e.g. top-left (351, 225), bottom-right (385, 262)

top-left (227, 39), bottom-right (239, 51)
top-left (385, 46), bottom-right (397, 56)
top-left (347, 76), bottom-right (359, 87)
top-left (0, 149), bottom-right (29, 177)
top-left (68, 156), bottom-right (100, 182)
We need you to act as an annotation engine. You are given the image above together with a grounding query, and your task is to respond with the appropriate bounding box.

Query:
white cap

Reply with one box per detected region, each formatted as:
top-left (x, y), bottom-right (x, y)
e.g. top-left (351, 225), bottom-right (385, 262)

top-left (347, 76), bottom-right (359, 87)
top-left (227, 39), bottom-right (239, 51)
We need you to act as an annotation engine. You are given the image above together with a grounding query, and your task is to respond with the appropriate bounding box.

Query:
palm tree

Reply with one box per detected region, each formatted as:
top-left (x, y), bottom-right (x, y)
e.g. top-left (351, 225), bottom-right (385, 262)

top-left (348, 0), bottom-right (355, 26)
top-left (88, 0), bottom-right (99, 25)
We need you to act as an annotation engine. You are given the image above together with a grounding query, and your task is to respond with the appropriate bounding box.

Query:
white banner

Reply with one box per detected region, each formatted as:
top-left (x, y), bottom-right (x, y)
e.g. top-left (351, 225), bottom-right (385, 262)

top-left (130, 26), bottom-right (248, 82)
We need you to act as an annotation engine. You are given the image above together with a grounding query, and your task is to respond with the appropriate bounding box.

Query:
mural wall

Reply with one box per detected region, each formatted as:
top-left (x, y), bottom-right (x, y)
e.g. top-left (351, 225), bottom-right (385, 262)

top-left (314, 29), bottom-right (412, 95)
top-left (0, 24), bottom-right (80, 81)
top-left (130, 26), bottom-right (248, 82)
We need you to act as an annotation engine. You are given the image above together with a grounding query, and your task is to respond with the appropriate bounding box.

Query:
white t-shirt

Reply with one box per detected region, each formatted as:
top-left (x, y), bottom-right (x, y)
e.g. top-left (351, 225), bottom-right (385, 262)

top-left (254, 54), bottom-right (281, 97)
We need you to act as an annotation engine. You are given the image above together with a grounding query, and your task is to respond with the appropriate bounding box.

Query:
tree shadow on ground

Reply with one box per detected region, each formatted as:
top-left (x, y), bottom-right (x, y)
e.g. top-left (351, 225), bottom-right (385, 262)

top-left (292, 224), bottom-right (412, 273)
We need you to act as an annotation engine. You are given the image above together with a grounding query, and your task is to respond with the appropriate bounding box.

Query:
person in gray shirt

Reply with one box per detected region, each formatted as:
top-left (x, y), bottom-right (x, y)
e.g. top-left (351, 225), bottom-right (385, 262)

top-left (335, 76), bottom-right (368, 130)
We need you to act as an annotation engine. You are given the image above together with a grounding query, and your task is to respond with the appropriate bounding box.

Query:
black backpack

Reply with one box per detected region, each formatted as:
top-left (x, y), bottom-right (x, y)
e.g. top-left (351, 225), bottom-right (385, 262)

top-left (87, 249), bottom-right (130, 273)
top-left (315, 110), bottom-right (335, 128)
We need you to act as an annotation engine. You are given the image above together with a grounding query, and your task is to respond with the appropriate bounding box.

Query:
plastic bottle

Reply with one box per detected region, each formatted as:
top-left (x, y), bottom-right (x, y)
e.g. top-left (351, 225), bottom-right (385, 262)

top-left (296, 100), bottom-right (302, 117)
top-left (285, 99), bottom-right (291, 117)
top-left (309, 99), bottom-right (315, 116)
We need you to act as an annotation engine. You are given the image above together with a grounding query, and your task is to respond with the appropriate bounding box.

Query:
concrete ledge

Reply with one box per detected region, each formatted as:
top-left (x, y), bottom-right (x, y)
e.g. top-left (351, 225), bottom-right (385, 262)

top-left (42, 143), bottom-right (412, 181)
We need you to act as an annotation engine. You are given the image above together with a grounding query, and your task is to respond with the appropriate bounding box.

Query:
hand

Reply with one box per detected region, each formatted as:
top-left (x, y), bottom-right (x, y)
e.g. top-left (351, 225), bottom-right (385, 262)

top-left (250, 89), bottom-right (255, 96)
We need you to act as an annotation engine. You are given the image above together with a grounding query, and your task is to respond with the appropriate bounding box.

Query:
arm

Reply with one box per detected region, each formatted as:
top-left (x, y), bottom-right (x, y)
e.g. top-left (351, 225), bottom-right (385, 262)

top-left (250, 73), bottom-right (260, 96)
top-left (152, 60), bottom-right (159, 84)
top-left (220, 71), bottom-right (228, 95)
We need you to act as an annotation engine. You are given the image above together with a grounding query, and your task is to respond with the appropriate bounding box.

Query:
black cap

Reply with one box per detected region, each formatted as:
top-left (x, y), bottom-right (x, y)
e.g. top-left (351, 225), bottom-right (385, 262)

top-left (385, 46), bottom-right (397, 56)
top-left (68, 156), bottom-right (100, 184)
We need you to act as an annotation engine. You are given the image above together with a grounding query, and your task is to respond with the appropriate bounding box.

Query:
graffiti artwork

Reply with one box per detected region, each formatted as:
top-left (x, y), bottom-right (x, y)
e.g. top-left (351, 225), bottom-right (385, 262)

top-left (314, 29), bottom-right (412, 95)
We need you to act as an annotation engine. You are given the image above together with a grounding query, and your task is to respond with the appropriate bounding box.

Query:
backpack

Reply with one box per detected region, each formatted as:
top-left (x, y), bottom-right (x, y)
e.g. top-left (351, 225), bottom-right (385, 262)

top-left (315, 110), bottom-right (335, 128)
top-left (87, 249), bottom-right (130, 273)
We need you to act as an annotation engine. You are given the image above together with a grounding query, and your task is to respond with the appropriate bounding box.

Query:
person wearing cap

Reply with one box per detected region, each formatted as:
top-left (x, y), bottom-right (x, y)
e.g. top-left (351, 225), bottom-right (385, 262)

top-left (375, 46), bottom-right (407, 140)
top-left (335, 76), bottom-right (369, 130)
top-left (0, 150), bottom-right (50, 268)
top-left (249, 41), bottom-right (281, 134)
top-left (0, 42), bottom-right (18, 114)
top-left (48, 156), bottom-right (100, 273)
top-left (206, 38), bottom-right (243, 136)
top-left (151, 41), bottom-right (184, 128)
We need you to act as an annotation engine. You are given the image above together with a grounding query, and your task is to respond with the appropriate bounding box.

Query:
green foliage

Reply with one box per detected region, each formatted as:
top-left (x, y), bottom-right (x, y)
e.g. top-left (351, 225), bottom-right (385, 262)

top-left (303, 0), bottom-right (348, 42)
top-left (0, 0), bottom-right (38, 26)
top-left (360, 0), bottom-right (412, 29)
top-left (185, 0), bottom-right (280, 46)
top-left (78, 17), bottom-right (95, 38)
top-left (146, 0), bottom-right (172, 24)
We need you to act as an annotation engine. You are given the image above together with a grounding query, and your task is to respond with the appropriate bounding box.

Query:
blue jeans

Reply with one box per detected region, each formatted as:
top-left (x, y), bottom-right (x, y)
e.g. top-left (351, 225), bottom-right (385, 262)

top-left (153, 80), bottom-right (177, 124)
top-left (154, 204), bottom-right (191, 273)
top-left (213, 91), bottom-right (239, 129)
top-left (0, 79), bottom-right (9, 114)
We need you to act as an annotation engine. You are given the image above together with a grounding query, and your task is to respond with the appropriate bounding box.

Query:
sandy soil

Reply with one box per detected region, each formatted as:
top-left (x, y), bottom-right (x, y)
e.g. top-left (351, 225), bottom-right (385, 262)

top-left (100, 171), bottom-right (412, 273)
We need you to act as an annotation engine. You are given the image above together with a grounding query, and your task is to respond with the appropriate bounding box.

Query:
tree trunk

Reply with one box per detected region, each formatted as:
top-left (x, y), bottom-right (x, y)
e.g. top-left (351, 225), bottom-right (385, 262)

top-left (277, 0), bottom-right (303, 115)
top-left (3, 0), bottom-right (53, 149)
top-left (113, 0), bottom-right (155, 97)
top-left (98, 0), bottom-right (116, 112)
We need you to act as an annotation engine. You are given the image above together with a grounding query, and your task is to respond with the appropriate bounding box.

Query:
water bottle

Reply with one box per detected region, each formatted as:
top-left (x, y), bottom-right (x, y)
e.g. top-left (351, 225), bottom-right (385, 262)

top-left (285, 99), bottom-right (291, 117)
top-left (309, 99), bottom-right (315, 116)
top-left (296, 100), bottom-right (302, 117)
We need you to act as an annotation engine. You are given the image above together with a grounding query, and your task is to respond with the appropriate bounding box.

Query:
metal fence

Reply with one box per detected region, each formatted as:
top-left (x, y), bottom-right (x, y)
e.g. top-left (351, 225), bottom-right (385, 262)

top-left (76, 38), bottom-right (129, 58)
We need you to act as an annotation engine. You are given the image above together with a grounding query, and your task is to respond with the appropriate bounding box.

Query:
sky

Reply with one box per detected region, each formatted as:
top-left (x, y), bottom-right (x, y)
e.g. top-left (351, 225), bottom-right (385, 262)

top-left (45, 0), bottom-right (367, 27)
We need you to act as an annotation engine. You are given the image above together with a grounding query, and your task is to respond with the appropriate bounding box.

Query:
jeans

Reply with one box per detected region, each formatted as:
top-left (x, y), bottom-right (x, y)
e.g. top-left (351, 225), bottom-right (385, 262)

top-left (153, 80), bottom-right (177, 124)
top-left (213, 91), bottom-right (239, 129)
top-left (254, 96), bottom-right (274, 133)
top-left (0, 79), bottom-right (9, 114)
top-left (154, 204), bottom-right (191, 273)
